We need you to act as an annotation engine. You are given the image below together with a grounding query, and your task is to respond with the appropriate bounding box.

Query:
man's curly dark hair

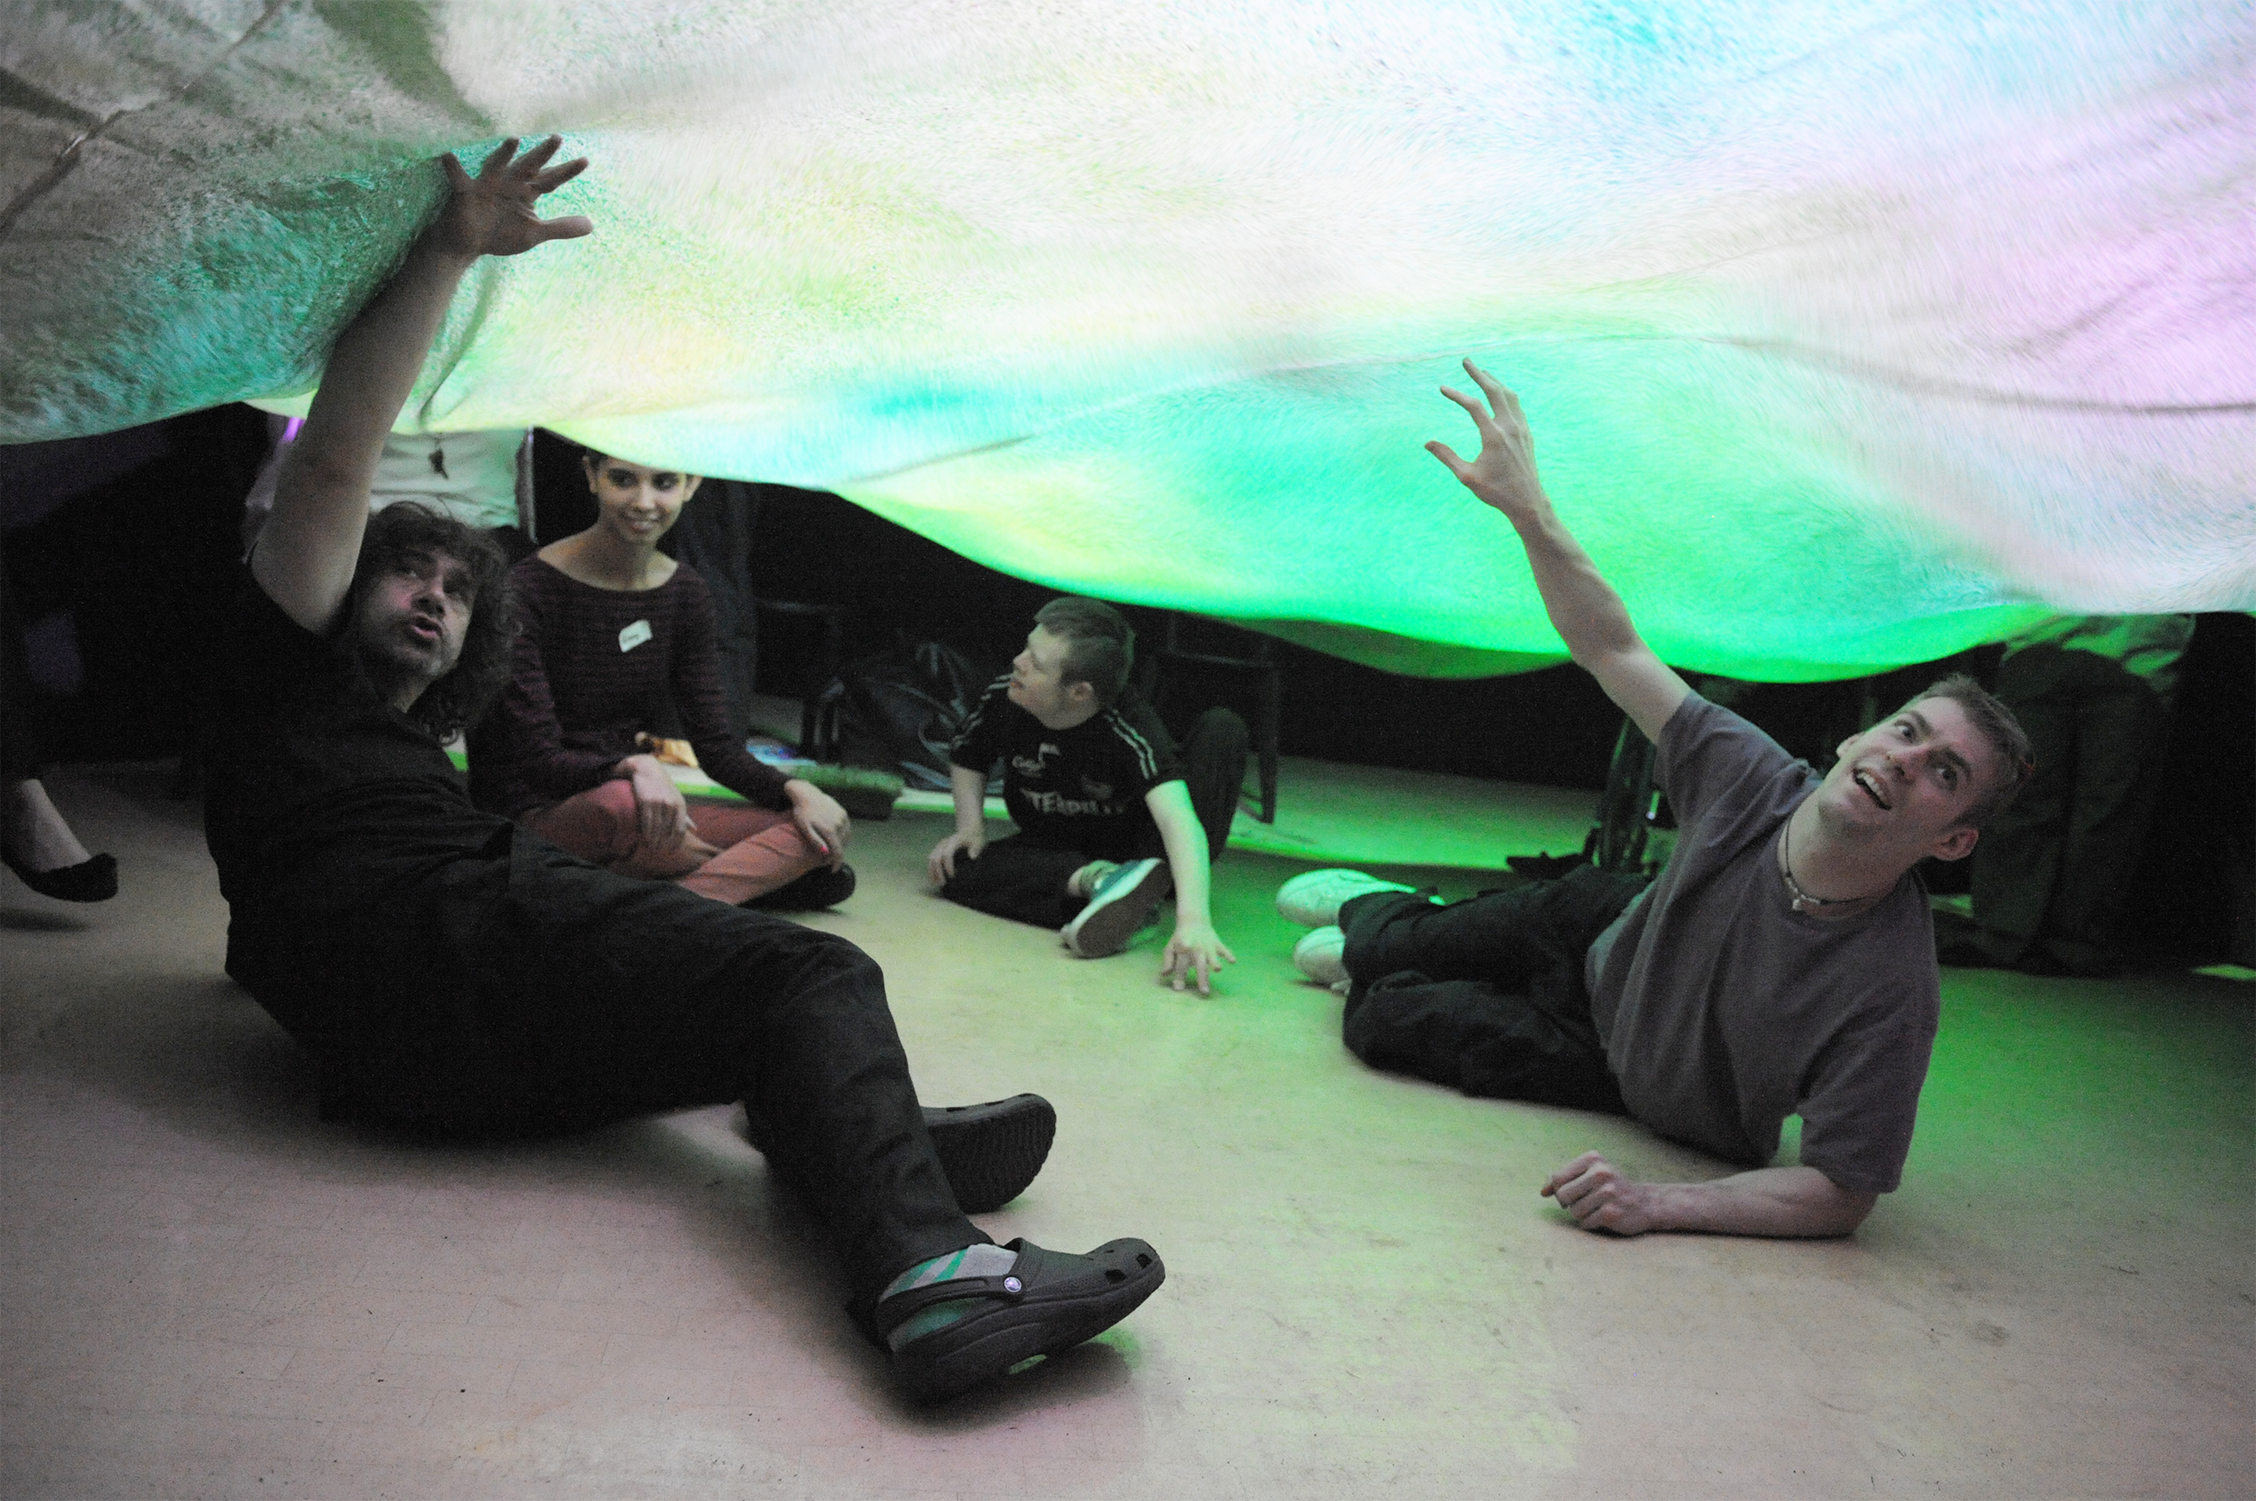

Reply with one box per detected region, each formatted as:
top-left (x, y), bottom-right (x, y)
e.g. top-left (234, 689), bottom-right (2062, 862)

top-left (338, 503), bottom-right (515, 739)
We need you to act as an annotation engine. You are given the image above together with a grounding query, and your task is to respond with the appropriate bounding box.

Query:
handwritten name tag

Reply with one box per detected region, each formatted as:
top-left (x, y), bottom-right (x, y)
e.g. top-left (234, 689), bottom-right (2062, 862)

top-left (618, 619), bottom-right (653, 653)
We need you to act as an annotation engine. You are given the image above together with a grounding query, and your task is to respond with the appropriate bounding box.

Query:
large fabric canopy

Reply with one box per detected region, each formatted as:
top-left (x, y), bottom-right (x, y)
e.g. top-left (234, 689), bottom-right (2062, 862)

top-left (3, 1), bottom-right (2249, 679)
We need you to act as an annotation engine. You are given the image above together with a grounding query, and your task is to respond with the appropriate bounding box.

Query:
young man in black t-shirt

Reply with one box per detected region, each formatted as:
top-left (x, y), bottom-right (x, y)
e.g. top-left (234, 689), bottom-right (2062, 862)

top-left (928, 598), bottom-right (1245, 995)
top-left (199, 138), bottom-right (1163, 1403)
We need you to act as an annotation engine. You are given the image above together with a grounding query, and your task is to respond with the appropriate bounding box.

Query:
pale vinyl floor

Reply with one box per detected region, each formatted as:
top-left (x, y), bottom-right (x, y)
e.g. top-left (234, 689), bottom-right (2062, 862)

top-left (2, 760), bottom-right (2249, 1500)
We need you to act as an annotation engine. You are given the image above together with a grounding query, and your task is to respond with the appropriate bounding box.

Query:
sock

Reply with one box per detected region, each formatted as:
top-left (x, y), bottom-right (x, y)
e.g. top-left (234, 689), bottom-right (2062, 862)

top-left (877, 1243), bottom-right (1021, 1351)
top-left (1067, 860), bottom-right (1118, 900)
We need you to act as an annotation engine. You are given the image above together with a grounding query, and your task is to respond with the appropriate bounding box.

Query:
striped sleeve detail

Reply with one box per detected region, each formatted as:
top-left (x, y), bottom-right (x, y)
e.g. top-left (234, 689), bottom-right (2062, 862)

top-left (1103, 708), bottom-right (1164, 782)
top-left (950, 674), bottom-right (1015, 757)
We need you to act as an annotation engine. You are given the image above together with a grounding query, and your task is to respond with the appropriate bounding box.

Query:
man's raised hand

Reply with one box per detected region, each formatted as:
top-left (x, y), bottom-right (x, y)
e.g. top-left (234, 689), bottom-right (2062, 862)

top-left (430, 135), bottom-right (592, 261)
top-left (1426, 359), bottom-right (1547, 524)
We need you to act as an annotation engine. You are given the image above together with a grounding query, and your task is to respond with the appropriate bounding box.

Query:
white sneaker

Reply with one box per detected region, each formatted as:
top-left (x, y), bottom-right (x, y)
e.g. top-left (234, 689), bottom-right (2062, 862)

top-left (1291, 926), bottom-right (1349, 987)
top-left (1275, 868), bottom-right (1416, 928)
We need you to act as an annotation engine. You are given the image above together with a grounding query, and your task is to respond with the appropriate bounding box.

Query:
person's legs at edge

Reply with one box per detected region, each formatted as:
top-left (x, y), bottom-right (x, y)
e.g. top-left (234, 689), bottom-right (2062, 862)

top-left (1965, 647), bottom-right (2074, 965)
top-left (1, 556), bottom-right (114, 897)
top-left (2040, 655), bottom-right (2172, 971)
top-left (940, 834), bottom-right (1091, 929)
top-left (1178, 707), bottom-right (1250, 863)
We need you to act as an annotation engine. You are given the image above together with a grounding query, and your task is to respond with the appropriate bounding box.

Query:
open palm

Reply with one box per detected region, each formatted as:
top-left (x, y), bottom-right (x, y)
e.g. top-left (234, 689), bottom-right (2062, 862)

top-left (430, 135), bottom-right (592, 260)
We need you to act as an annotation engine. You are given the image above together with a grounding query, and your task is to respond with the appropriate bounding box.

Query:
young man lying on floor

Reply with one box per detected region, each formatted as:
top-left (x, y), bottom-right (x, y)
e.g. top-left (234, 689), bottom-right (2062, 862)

top-left (199, 138), bottom-right (1163, 1401)
top-left (1276, 361), bottom-right (2031, 1238)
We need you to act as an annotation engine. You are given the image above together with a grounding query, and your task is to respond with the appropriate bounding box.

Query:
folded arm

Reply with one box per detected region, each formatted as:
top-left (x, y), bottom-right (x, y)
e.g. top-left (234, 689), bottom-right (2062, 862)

top-left (252, 137), bottom-right (590, 634)
top-left (1541, 1153), bottom-right (1877, 1238)
top-left (1426, 360), bottom-right (1690, 744)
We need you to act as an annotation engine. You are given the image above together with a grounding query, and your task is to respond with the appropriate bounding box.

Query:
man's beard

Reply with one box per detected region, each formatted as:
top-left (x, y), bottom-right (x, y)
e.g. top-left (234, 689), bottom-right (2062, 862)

top-left (354, 620), bottom-right (455, 708)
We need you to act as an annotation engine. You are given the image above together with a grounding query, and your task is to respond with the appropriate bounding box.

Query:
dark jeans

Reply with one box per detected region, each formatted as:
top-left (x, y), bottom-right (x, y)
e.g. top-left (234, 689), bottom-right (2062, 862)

top-left (1968, 645), bottom-right (2174, 968)
top-left (1, 530), bottom-right (41, 781)
top-left (942, 706), bottom-right (1249, 929)
top-left (1338, 866), bottom-right (1649, 1113)
top-left (235, 826), bottom-right (980, 1312)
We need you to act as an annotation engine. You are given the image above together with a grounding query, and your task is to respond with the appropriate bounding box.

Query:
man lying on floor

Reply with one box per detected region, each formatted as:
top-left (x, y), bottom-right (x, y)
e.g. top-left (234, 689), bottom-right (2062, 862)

top-left (1276, 360), bottom-right (2031, 1238)
top-left (197, 138), bottom-right (1162, 1402)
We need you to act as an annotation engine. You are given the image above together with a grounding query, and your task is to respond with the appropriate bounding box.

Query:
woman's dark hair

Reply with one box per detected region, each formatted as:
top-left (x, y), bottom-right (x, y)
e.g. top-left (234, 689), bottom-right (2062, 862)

top-left (339, 503), bottom-right (515, 739)
top-left (1033, 596), bottom-right (1136, 706)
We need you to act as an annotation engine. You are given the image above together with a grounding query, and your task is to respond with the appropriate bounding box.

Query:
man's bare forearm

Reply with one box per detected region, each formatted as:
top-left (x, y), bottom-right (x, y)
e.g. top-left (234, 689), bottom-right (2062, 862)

top-left (1504, 497), bottom-right (1644, 672)
top-left (253, 139), bottom-right (591, 633)
top-left (1546, 1153), bottom-right (1878, 1237)
top-left (1640, 1165), bottom-right (1876, 1237)
top-left (950, 764), bottom-right (988, 839)
top-left (255, 235), bottom-right (475, 631)
top-left (1146, 782), bottom-right (1213, 929)
top-left (291, 240), bottom-right (473, 498)
top-left (1428, 363), bottom-right (1688, 741)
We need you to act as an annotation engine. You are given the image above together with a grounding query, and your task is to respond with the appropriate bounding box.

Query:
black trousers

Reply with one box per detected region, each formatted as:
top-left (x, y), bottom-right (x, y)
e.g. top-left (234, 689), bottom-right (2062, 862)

top-left (234, 826), bottom-right (981, 1312)
top-left (941, 706), bottom-right (1248, 929)
top-left (1967, 645), bottom-right (2175, 968)
top-left (1, 532), bottom-right (42, 781)
top-left (1338, 866), bottom-right (1649, 1113)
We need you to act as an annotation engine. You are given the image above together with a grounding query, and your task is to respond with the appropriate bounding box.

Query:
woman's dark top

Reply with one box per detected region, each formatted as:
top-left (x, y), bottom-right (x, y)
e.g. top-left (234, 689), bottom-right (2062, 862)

top-left (469, 556), bottom-right (790, 819)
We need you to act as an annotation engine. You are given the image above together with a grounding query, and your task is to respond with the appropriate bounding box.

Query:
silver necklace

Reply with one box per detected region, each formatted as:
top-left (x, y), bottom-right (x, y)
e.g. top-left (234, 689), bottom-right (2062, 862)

top-left (1779, 817), bottom-right (1867, 914)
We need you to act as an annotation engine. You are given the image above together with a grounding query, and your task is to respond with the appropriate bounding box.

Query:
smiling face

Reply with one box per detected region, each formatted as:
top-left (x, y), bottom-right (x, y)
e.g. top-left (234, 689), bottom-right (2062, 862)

top-left (1007, 625), bottom-right (1098, 728)
top-left (1813, 696), bottom-right (1999, 864)
top-left (350, 547), bottom-right (477, 709)
top-left (584, 455), bottom-right (700, 550)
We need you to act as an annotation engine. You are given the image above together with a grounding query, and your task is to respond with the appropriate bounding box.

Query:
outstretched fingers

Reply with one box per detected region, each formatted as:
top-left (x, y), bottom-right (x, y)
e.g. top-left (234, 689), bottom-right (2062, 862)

top-left (1426, 439), bottom-right (1472, 481)
top-left (435, 135), bottom-right (595, 254)
top-left (1438, 382), bottom-right (1492, 425)
top-left (530, 155), bottom-right (588, 194)
top-left (478, 136), bottom-right (520, 177)
top-left (512, 133), bottom-right (562, 175)
top-left (1461, 358), bottom-right (1507, 404)
top-left (531, 211), bottom-right (594, 244)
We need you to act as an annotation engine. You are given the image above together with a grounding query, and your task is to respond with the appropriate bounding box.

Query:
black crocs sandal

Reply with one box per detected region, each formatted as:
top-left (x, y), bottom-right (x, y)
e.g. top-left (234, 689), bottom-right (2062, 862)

top-left (877, 1237), bottom-right (1165, 1404)
top-left (923, 1094), bottom-right (1056, 1214)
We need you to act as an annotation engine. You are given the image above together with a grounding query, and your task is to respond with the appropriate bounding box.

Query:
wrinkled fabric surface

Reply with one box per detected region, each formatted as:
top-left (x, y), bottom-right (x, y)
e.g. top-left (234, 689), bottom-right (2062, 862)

top-left (3, 1), bottom-right (2250, 679)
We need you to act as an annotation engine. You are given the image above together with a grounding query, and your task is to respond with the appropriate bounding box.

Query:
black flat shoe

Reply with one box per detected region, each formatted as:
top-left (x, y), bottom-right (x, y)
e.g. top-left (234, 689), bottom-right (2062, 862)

top-left (924, 1094), bottom-right (1057, 1213)
top-left (745, 862), bottom-right (857, 910)
top-left (3, 850), bottom-right (117, 903)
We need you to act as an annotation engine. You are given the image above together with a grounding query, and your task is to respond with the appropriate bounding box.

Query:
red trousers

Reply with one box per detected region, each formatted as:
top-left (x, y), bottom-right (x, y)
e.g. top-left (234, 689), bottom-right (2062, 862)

top-left (522, 780), bottom-right (826, 906)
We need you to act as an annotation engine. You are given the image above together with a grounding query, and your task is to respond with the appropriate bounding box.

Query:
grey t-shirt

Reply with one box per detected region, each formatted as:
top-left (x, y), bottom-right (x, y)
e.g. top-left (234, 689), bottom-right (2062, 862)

top-left (1586, 696), bottom-right (1940, 1193)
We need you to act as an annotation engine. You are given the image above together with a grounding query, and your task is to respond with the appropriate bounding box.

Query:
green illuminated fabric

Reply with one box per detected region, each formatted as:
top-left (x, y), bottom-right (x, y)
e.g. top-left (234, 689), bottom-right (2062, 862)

top-left (3, 2), bottom-right (2249, 679)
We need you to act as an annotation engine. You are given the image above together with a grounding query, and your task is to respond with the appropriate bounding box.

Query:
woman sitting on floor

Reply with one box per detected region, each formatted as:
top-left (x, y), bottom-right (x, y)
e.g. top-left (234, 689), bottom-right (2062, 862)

top-left (468, 452), bottom-right (854, 908)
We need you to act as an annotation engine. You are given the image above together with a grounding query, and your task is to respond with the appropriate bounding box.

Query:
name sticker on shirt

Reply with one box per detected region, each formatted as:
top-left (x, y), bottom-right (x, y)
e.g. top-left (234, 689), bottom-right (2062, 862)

top-left (618, 619), bottom-right (653, 653)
